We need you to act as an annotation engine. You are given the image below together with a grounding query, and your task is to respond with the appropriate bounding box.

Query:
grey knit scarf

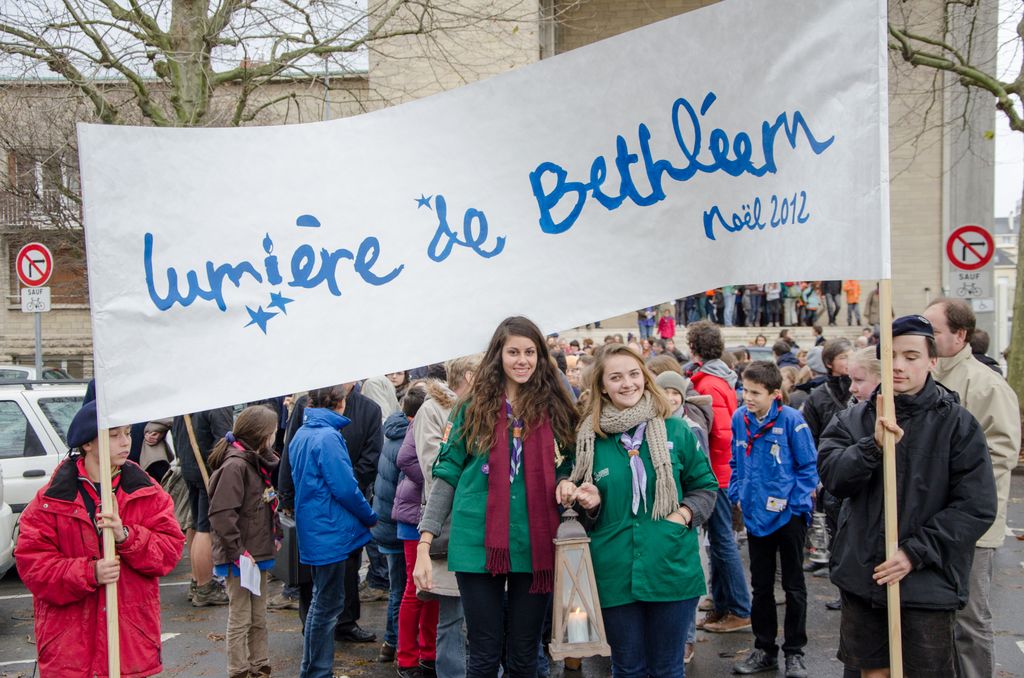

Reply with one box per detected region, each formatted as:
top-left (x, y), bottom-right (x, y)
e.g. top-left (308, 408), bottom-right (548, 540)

top-left (572, 392), bottom-right (679, 520)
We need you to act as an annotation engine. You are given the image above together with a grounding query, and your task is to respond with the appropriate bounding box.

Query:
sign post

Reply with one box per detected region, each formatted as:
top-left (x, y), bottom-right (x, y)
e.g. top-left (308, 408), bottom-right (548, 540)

top-left (16, 243), bottom-right (54, 378)
top-left (945, 224), bottom-right (996, 320)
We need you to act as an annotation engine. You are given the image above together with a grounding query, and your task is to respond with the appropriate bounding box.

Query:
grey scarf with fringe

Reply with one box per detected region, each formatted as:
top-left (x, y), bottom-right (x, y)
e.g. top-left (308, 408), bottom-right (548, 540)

top-left (572, 392), bottom-right (679, 520)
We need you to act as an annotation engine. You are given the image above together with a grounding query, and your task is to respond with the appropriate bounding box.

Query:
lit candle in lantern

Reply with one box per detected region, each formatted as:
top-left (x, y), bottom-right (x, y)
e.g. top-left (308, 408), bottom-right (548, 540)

top-left (567, 608), bottom-right (589, 644)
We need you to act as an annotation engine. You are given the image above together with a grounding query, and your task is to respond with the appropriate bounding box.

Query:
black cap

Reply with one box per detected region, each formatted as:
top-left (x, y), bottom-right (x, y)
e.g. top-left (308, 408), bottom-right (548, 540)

top-left (67, 400), bottom-right (98, 449)
top-left (892, 315), bottom-right (934, 339)
top-left (877, 315), bottom-right (934, 358)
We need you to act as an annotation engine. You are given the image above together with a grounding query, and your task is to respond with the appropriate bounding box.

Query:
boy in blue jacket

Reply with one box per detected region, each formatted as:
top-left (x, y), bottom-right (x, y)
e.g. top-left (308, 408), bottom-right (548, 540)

top-left (728, 361), bottom-right (818, 677)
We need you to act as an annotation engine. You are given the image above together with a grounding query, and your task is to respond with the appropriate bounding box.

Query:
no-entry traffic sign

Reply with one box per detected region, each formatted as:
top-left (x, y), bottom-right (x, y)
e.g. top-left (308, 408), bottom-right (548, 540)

top-left (16, 243), bottom-right (54, 287)
top-left (946, 225), bottom-right (994, 272)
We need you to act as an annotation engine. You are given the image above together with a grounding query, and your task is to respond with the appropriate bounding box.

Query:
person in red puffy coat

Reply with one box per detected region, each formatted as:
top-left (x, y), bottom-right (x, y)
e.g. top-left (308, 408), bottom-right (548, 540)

top-left (685, 321), bottom-right (752, 635)
top-left (15, 400), bottom-right (185, 677)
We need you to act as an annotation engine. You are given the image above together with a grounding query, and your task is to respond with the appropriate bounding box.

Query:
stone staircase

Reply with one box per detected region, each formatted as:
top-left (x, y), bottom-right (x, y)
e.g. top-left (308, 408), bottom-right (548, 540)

top-left (557, 319), bottom-right (868, 349)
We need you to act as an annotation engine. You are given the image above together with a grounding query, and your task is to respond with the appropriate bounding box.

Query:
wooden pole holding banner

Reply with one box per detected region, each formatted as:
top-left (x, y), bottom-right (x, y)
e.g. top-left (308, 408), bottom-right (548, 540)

top-left (184, 413), bottom-right (211, 491)
top-left (878, 279), bottom-right (903, 677)
top-left (97, 429), bottom-right (121, 678)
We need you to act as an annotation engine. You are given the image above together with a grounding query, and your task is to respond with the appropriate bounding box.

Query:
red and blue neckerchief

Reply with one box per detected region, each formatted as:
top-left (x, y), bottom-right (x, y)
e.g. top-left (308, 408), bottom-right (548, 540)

top-left (76, 456), bottom-right (121, 526)
top-left (506, 400), bottom-right (524, 484)
top-left (228, 438), bottom-right (279, 513)
top-left (742, 398), bottom-right (782, 456)
top-left (619, 422), bottom-right (648, 515)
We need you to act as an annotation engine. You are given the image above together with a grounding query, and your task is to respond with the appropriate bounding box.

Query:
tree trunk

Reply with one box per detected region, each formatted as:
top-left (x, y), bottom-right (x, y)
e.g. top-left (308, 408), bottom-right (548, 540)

top-left (1007, 164), bottom-right (1024, 432)
top-left (168, 0), bottom-right (212, 126)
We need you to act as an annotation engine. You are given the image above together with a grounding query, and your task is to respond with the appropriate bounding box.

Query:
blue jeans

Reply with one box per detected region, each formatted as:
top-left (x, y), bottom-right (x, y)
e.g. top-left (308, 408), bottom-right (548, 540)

top-left (603, 598), bottom-right (698, 678)
top-left (366, 540), bottom-right (390, 590)
top-left (438, 595), bottom-right (467, 678)
top-left (384, 551), bottom-right (407, 648)
top-left (301, 559), bottom-right (347, 678)
top-left (706, 488), bottom-right (751, 618)
top-left (723, 295), bottom-right (736, 326)
top-left (749, 294), bottom-right (763, 326)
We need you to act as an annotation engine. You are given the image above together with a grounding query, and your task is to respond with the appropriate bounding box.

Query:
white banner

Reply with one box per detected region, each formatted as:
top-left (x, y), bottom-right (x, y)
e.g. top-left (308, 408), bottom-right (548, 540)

top-left (79, 0), bottom-right (890, 427)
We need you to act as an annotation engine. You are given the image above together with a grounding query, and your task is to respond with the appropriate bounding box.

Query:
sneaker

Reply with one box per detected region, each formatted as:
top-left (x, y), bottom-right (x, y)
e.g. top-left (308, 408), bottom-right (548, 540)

top-left (703, 613), bottom-right (752, 634)
top-left (360, 586), bottom-right (389, 603)
top-left (732, 648), bottom-right (778, 674)
top-left (192, 580), bottom-right (229, 607)
top-left (377, 643), bottom-right (396, 663)
top-left (336, 624), bottom-right (376, 643)
top-left (396, 666), bottom-right (423, 678)
top-left (267, 592), bottom-right (300, 610)
top-left (825, 598), bottom-right (842, 611)
top-left (696, 609), bottom-right (725, 630)
top-left (698, 597), bottom-right (714, 612)
top-left (188, 579), bottom-right (197, 602)
top-left (418, 659), bottom-right (436, 677)
top-left (784, 653), bottom-right (808, 678)
top-left (250, 665), bottom-right (272, 677)
top-left (684, 643), bottom-right (695, 664)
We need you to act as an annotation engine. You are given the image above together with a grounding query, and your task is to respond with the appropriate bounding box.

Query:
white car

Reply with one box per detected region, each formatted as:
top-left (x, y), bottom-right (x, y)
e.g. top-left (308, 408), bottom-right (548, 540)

top-left (0, 474), bottom-right (15, 578)
top-left (0, 364), bottom-right (73, 381)
top-left (0, 382), bottom-right (87, 517)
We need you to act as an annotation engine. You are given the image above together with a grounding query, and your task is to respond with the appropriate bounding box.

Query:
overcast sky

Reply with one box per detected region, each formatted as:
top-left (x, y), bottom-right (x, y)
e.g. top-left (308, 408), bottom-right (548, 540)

top-left (994, 1), bottom-right (1023, 220)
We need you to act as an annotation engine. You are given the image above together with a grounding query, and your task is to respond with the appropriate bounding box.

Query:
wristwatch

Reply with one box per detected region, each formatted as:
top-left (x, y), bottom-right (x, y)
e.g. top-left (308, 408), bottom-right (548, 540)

top-left (117, 526), bottom-right (129, 544)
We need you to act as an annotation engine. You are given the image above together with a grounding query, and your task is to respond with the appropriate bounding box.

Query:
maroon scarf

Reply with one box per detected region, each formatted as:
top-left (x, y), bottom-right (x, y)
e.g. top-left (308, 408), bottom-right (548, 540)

top-left (484, 405), bottom-right (559, 594)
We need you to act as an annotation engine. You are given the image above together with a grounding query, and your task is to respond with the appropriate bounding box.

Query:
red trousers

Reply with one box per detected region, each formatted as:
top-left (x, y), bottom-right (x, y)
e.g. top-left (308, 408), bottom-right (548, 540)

top-left (398, 539), bottom-right (439, 668)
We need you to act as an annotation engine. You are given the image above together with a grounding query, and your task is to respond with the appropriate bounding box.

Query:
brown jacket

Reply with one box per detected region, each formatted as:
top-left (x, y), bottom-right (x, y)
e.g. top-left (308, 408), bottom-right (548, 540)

top-left (209, 446), bottom-right (279, 564)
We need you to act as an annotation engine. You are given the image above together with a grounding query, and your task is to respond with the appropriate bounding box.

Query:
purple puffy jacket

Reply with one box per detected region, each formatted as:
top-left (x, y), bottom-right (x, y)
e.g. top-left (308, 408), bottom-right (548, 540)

top-left (391, 426), bottom-right (425, 526)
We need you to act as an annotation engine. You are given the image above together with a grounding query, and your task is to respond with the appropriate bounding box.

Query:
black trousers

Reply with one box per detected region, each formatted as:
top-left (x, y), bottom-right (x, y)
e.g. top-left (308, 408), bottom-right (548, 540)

top-left (457, 572), bottom-right (549, 678)
top-left (299, 547), bottom-right (362, 633)
top-left (747, 516), bottom-right (808, 656)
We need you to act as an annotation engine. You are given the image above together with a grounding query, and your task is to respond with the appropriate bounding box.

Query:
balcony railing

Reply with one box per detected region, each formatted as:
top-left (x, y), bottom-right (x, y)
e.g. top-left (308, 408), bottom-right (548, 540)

top-left (0, 192), bottom-right (82, 228)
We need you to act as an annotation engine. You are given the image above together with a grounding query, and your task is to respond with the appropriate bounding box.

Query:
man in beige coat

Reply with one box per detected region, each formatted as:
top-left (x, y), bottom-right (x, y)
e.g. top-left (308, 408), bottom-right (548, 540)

top-left (924, 298), bottom-right (1021, 678)
top-left (415, 355), bottom-right (479, 678)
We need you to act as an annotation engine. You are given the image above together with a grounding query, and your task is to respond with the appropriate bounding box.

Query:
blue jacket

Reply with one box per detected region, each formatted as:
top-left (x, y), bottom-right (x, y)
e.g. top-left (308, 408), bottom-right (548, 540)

top-left (728, 400), bottom-right (818, 537)
top-left (370, 411), bottom-right (408, 550)
top-left (290, 408), bottom-right (377, 566)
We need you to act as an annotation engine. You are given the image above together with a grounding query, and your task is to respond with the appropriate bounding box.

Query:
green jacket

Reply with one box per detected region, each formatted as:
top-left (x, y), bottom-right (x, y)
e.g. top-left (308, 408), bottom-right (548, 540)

top-left (588, 417), bottom-right (717, 608)
top-left (432, 403), bottom-right (573, 574)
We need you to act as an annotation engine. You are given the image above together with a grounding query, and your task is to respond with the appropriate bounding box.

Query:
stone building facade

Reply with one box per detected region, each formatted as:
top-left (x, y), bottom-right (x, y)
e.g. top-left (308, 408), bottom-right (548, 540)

top-left (0, 0), bottom-right (998, 375)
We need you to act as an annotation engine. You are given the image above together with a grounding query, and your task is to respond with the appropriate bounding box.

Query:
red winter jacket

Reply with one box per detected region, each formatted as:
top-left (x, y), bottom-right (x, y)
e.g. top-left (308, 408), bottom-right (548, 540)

top-left (690, 369), bottom-right (738, 488)
top-left (657, 316), bottom-right (675, 340)
top-left (15, 459), bottom-right (185, 678)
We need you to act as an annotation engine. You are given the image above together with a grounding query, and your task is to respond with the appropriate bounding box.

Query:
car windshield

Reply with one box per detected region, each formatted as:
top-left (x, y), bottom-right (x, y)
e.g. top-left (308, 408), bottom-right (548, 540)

top-left (37, 396), bottom-right (83, 445)
top-left (0, 369), bottom-right (29, 380)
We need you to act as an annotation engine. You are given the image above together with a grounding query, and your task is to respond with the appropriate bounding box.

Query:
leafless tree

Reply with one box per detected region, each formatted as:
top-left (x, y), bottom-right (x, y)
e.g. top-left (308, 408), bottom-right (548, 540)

top-left (889, 0), bottom-right (1024, 417)
top-left (0, 0), bottom-right (579, 244)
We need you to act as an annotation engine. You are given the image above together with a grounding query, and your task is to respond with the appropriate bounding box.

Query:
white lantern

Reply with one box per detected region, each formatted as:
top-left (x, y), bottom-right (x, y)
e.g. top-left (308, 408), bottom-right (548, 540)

top-left (549, 508), bottom-right (611, 661)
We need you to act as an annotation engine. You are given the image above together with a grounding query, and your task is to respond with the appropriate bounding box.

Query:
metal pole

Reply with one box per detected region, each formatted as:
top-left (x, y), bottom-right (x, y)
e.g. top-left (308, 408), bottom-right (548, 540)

top-left (34, 311), bottom-right (42, 376)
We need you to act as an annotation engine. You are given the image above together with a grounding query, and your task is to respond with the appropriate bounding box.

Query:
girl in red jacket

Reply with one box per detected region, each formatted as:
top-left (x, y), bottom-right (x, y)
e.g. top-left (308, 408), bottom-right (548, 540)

top-left (15, 400), bottom-right (185, 678)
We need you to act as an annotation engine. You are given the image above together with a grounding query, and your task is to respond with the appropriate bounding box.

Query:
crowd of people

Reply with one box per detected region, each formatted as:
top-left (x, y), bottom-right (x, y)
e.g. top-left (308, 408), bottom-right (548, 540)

top-left (633, 281), bottom-right (879, 339)
top-left (10, 293), bottom-right (1020, 678)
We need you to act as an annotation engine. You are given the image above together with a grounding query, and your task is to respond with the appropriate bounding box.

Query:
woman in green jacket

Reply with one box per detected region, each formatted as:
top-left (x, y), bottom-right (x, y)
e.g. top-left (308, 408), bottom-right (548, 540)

top-left (414, 316), bottom-right (578, 678)
top-left (562, 344), bottom-right (718, 678)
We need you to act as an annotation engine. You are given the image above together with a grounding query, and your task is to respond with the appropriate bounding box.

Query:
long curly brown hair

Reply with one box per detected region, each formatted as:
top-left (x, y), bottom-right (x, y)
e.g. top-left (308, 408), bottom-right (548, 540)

top-left (461, 316), bottom-right (578, 455)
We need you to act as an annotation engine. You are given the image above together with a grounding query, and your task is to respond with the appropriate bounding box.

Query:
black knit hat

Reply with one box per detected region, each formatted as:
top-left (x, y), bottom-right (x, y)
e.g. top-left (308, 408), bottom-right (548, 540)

top-left (67, 400), bottom-right (98, 449)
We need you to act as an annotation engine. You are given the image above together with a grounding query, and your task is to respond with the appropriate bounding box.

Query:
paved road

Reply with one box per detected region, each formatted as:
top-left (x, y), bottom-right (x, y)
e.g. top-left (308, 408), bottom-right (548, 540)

top-left (4, 476), bottom-right (1024, 677)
